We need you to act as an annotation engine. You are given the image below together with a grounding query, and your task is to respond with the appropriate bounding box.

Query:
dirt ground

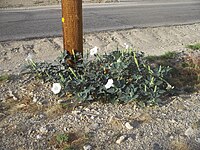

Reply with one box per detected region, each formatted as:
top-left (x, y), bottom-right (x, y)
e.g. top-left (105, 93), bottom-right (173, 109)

top-left (0, 0), bottom-right (200, 150)
top-left (0, 21), bottom-right (199, 150)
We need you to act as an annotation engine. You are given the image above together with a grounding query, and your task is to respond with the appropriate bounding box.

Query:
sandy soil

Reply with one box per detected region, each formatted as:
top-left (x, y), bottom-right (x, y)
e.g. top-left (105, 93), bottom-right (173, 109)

top-left (0, 23), bottom-right (200, 75)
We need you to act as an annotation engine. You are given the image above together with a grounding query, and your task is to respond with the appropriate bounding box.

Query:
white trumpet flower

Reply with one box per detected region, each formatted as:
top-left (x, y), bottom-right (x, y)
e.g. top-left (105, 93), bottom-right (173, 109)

top-left (51, 83), bottom-right (62, 94)
top-left (90, 46), bottom-right (98, 56)
top-left (105, 79), bottom-right (114, 89)
top-left (124, 43), bottom-right (129, 50)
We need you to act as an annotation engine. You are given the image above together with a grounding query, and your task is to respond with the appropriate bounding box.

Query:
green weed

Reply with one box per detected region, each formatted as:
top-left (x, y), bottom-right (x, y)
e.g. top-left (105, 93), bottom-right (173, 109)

top-left (187, 43), bottom-right (200, 50)
top-left (146, 51), bottom-right (178, 62)
top-left (0, 74), bottom-right (10, 82)
top-left (56, 133), bottom-right (69, 144)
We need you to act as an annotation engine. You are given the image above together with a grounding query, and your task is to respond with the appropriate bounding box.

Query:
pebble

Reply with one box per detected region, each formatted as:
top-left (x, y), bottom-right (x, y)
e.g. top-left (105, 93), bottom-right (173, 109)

top-left (184, 127), bottom-right (194, 137)
top-left (39, 126), bottom-right (48, 134)
top-left (169, 135), bottom-right (174, 139)
top-left (125, 122), bottom-right (133, 130)
top-left (33, 96), bottom-right (38, 103)
top-left (169, 119), bottom-right (176, 123)
top-left (153, 143), bottom-right (162, 150)
top-left (195, 137), bottom-right (200, 143)
top-left (72, 110), bottom-right (81, 115)
top-left (15, 104), bottom-right (26, 109)
top-left (83, 144), bottom-right (92, 150)
top-left (116, 135), bottom-right (126, 144)
top-left (91, 123), bottom-right (99, 130)
top-left (38, 101), bottom-right (44, 105)
top-left (90, 115), bottom-right (95, 120)
top-left (57, 99), bottom-right (67, 104)
top-left (63, 127), bottom-right (68, 132)
top-left (8, 90), bottom-right (18, 100)
top-left (85, 108), bottom-right (90, 111)
top-left (29, 92), bottom-right (34, 97)
top-left (36, 135), bottom-right (42, 139)
top-left (127, 137), bottom-right (134, 142)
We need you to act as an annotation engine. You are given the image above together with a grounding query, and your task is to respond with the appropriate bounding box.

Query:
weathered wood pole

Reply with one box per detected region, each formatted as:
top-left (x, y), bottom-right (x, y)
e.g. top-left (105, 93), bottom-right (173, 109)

top-left (61, 0), bottom-right (83, 55)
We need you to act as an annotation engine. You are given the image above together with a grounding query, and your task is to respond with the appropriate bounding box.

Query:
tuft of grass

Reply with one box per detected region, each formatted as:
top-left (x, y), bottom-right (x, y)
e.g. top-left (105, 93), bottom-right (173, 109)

top-left (187, 43), bottom-right (200, 50)
top-left (160, 51), bottom-right (178, 59)
top-left (192, 119), bottom-right (200, 129)
top-left (56, 133), bottom-right (69, 144)
top-left (146, 51), bottom-right (178, 62)
top-left (170, 139), bottom-right (189, 150)
top-left (0, 74), bottom-right (10, 82)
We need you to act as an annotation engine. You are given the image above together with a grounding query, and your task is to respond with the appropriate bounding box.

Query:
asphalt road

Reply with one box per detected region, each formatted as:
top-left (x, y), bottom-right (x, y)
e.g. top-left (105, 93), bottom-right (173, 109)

top-left (0, 0), bottom-right (200, 41)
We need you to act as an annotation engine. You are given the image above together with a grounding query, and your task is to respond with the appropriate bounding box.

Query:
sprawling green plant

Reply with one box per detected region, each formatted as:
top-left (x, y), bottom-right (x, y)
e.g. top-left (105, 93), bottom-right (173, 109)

top-left (27, 48), bottom-right (173, 106)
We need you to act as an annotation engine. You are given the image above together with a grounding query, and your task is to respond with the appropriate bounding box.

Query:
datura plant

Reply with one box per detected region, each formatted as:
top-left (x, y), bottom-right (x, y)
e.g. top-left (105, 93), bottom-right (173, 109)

top-left (27, 47), bottom-right (173, 106)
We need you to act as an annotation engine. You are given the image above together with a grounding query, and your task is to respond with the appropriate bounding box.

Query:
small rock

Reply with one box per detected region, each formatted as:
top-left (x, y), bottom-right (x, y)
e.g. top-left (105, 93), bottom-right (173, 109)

top-left (185, 127), bottom-right (194, 137)
top-left (127, 137), bottom-right (134, 142)
top-left (39, 126), bottom-right (48, 134)
top-left (125, 122), bottom-right (133, 130)
top-left (15, 104), bottom-right (26, 109)
top-left (169, 135), bottom-right (174, 139)
top-left (8, 90), bottom-right (18, 100)
top-left (36, 134), bottom-right (42, 139)
top-left (72, 110), bottom-right (81, 115)
top-left (195, 137), bottom-right (200, 143)
top-left (169, 119), bottom-right (176, 123)
top-left (116, 135), bottom-right (126, 144)
top-left (156, 118), bottom-right (162, 121)
top-left (153, 143), bottom-right (162, 150)
top-left (38, 101), bottom-right (44, 105)
top-left (78, 106), bottom-right (83, 109)
top-left (33, 96), bottom-right (38, 103)
top-left (12, 96), bottom-right (18, 100)
top-left (29, 92), bottom-right (34, 97)
top-left (85, 108), bottom-right (90, 111)
top-left (83, 144), bottom-right (92, 150)
top-left (3, 69), bottom-right (10, 72)
top-left (90, 116), bottom-right (95, 120)
top-left (57, 99), bottom-right (67, 104)
top-left (91, 123), bottom-right (99, 130)
top-left (63, 127), bottom-right (68, 132)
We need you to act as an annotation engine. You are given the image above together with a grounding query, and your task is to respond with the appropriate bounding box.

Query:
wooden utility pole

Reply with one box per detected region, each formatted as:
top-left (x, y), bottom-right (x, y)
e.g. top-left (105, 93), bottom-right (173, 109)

top-left (61, 0), bottom-right (83, 55)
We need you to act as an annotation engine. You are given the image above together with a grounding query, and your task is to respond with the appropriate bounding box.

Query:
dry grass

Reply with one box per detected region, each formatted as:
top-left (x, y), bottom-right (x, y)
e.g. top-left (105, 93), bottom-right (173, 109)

top-left (170, 139), bottom-right (189, 150)
top-left (146, 50), bottom-right (200, 92)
